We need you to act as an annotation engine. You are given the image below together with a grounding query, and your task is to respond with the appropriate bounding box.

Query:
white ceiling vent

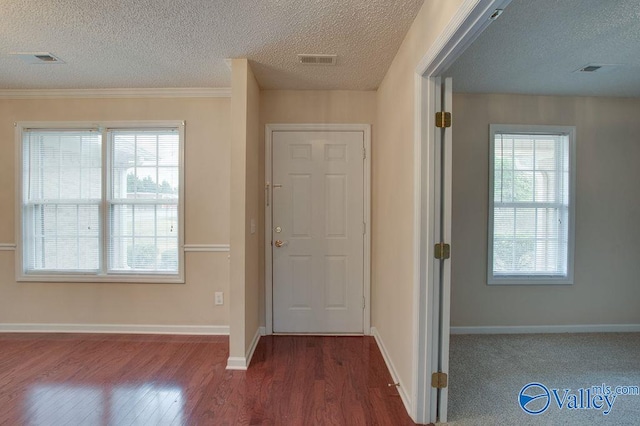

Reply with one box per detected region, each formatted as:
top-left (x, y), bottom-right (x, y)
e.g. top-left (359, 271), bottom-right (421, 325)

top-left (297, 54), bottom-right (337, 66)
top-left (573, 64), bottom-right (619, 73)
top-left (10, 52), bottom-right (65, 64)
top-left (579, 65), bottom-right (602, 72)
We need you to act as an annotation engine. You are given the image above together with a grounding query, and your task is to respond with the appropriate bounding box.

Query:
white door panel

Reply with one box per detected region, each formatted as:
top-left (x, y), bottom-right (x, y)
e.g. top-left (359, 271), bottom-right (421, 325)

top-left (272, 131), bottom-right (364, 333)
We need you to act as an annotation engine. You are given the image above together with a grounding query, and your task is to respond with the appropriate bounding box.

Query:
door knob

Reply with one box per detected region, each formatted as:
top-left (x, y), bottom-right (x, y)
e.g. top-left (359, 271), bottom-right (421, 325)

top-left (274, 240), bottom-right (286, 248)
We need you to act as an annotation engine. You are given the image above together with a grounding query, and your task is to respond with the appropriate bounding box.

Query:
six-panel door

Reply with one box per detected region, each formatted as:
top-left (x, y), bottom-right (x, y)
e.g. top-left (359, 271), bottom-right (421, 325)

top-left (272, 131), bottom-right (365, 333)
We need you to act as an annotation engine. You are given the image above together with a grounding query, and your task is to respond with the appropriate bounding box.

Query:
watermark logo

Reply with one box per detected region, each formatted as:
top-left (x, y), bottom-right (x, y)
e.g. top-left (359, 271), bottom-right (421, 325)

top-left (518, 382), bottom-right (639, 416)
top-left (519, 383), bottom-right (550, 415)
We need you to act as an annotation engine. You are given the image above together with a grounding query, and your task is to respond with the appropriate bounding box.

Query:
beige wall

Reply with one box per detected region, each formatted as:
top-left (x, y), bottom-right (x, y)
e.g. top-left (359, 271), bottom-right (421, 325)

top-left (229, 59), bottom-right (261, 361)
top-left (0, 97), bottom-right (230, 326)
top-left (259, 90), bottom-right (377, 326)
top-left (260, 90), bottom-right (377, 124)
top-left (374, 0), bottom-right (464, 405)
top-left (244, 63), bottom-right (262, 350)
top-left (452, 93), bottom-right (640, 327)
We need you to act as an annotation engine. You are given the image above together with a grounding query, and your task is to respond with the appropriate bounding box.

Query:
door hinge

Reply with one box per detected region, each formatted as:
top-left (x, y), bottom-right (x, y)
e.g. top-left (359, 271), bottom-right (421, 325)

top-left (363, 145), bottom-right (366, 159)
top-left (265, 182), bottom-right (270, 207)
top-left (363, 296), bottom-right (366, 309)
top-left (431, 372), bottom-right (448, 389)
top-left (363, 221), bottom-right (366, 235)
top-left (434, 242), bottom-right (450, 260)
top-left (435, 111), bottom-right (452, 128)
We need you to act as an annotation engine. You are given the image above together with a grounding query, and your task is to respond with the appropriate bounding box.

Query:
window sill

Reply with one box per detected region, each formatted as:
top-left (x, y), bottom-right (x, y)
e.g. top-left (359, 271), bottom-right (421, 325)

top-left (17, 273), bottom-right (185, 284)
top-left (488, 276), bottom-right (573, 286)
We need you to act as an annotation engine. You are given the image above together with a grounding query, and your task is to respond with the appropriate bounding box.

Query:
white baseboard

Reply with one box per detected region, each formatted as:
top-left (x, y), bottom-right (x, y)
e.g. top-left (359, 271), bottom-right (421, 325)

top-left (226, 327), bottom-right (263, 370)
top-left (245, 327), bottom-right (262, 365)
top-left (450, 324), bottom-right (640, 335)
top-left (370, 327), bottom-right (412, 416)
top-left (226, 357), bottom-right (248, 370)
top-left (0, 323), bottom-right (229, 335)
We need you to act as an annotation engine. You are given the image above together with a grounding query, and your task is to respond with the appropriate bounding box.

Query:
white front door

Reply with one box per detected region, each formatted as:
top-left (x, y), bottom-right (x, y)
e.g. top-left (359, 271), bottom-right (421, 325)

top-left (271, 130), bottom-right (365, 333)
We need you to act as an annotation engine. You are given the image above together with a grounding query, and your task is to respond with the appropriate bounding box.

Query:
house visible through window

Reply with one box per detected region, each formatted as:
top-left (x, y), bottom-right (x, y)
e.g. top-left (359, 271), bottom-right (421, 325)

top-left (18, 122), bottom-right (184, 282)
top-left (488, 125), bottom-right (575, 285)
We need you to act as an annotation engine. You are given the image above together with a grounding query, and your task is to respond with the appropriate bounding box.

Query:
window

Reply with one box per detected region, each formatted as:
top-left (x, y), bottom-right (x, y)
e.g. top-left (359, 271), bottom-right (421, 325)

top-left (17, 121), bottom-right (184, 282)
top-left (488, 125), bottom-right (575, 285)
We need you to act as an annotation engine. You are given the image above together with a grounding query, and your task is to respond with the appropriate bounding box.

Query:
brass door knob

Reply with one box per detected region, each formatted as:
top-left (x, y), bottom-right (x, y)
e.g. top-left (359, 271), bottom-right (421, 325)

top-left (274, 240), bottom-right (285, 248)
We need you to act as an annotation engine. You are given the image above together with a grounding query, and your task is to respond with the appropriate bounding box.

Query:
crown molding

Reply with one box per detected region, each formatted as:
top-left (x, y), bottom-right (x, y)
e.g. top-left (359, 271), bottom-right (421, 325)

top-left (0, 87), bottom-right (231, 99)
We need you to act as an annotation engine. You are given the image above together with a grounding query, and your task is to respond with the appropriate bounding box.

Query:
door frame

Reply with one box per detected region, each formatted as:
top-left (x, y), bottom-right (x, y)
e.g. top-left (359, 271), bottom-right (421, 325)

top-left (411, 0), bottom-right (512, 423)
top-left (264, 123), bottom-right (372, 336)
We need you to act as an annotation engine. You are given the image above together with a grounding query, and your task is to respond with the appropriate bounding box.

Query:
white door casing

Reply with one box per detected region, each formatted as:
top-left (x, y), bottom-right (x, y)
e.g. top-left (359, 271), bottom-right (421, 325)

top-left (413, 2), bottom-right (512, 423)
top-left (435, 76), bottom-right (453, 422)
top-left (265, 124), bottom-right (371, 334)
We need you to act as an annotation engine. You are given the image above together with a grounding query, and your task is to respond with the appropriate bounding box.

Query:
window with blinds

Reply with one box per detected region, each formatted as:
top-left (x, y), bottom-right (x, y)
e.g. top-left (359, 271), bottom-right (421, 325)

top-left (108, 129), bottom-right (180, 273)
top-left (22, 130), bottom-right (102, 272)
top-left (18, 122), bottom-right (184, 282)
top-left (488, 125), bottom-right (575, 285)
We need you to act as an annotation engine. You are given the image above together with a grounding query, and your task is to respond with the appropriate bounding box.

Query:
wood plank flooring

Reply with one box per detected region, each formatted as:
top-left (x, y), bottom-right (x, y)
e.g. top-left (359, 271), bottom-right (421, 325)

top-left (0, 333), bottom-right (418, 425)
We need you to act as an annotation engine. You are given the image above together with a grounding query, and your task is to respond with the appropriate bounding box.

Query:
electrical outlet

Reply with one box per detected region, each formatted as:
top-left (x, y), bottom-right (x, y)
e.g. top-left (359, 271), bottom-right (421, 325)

top-left (215, 292), bottom-right (224, 305)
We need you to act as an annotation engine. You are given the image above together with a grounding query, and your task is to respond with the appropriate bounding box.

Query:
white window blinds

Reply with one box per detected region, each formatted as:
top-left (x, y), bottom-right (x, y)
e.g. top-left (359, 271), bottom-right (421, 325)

top-left (22, 130), bottom-right (102, 272)
top-left (19, 122), bottom-right (183, 282)
top-left (108, 129), bottom-right (180, 273)
top-left (489, 126), bottom-right (575, 284)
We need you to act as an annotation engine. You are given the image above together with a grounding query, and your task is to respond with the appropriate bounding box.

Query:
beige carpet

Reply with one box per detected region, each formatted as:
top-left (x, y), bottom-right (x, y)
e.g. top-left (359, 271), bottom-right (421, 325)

top-left (447, 333), bottom-right (640, 425)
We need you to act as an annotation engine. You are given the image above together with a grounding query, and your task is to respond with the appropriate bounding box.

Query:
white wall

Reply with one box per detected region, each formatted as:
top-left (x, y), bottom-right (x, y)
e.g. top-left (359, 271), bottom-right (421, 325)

top-left (452, 93), bottom-right (640, 327)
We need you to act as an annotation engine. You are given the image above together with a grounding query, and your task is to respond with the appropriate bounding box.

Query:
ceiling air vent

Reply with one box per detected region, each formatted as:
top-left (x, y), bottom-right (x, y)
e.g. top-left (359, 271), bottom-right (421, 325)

top-left (34, 54), bottom-right (58, 62)
top-left (574, 64), bottom-right (619, 73)
top-left (9, 52), bottom-right (65, 64)
top-left (297, 54), bottom-right (337, 66)
top-left (580, 65), bottom-right (602, 72)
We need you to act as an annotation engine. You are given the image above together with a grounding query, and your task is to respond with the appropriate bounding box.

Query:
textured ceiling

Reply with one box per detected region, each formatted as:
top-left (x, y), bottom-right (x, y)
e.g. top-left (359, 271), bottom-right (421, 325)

top-left (446, 0), bottom-right (640, 97)
top-left (0, 0), bottom-right (424, 90)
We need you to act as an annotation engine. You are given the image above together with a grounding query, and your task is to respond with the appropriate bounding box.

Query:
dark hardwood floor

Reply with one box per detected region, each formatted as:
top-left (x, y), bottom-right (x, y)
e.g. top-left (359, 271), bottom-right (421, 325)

top-left (0, 333), bottom-right (418, 425)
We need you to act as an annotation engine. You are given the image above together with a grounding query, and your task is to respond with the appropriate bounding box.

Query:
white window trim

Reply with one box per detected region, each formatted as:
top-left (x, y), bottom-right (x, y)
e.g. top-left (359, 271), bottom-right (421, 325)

top-left (487, 124), bottom-right (576, 285)
top-left (15, 121), bottom-right (185, 283)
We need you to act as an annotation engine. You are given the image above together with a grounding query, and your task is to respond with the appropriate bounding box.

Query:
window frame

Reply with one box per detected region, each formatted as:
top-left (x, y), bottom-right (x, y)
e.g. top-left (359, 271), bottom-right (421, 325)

top-left (487, 124), bottom-right (576, 285)
top-left (15, 121), bottom-right (185, 283)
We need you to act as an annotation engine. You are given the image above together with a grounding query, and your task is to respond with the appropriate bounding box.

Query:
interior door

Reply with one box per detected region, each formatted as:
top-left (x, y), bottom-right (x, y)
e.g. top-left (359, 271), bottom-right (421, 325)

top-left (434, 77), bottom-right (453, 422)
top-left (271, 130), bottom-right (365, 333)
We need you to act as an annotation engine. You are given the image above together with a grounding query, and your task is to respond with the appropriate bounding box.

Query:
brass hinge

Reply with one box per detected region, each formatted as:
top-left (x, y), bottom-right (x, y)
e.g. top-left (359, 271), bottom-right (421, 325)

top-left (435, 111), bottom-right (452, 128)
top-left (434, 243), bottom-right (450, 260)
top-left (431, 372), bottom-right (448, 389)
top-left (363, 145), bottom-right (366, 159)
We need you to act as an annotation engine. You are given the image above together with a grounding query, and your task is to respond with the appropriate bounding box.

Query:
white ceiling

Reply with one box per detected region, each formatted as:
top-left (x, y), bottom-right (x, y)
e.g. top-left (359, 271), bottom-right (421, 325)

top-left (0, 0), bottom-right (424, 90)
top-left (446, 0), bottom-right (640, 97)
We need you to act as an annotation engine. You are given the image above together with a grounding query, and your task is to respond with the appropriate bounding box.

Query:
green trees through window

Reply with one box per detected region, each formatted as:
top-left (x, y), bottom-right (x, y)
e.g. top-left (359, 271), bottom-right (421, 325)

top-left (126, 173), bottom-right (177, 195)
